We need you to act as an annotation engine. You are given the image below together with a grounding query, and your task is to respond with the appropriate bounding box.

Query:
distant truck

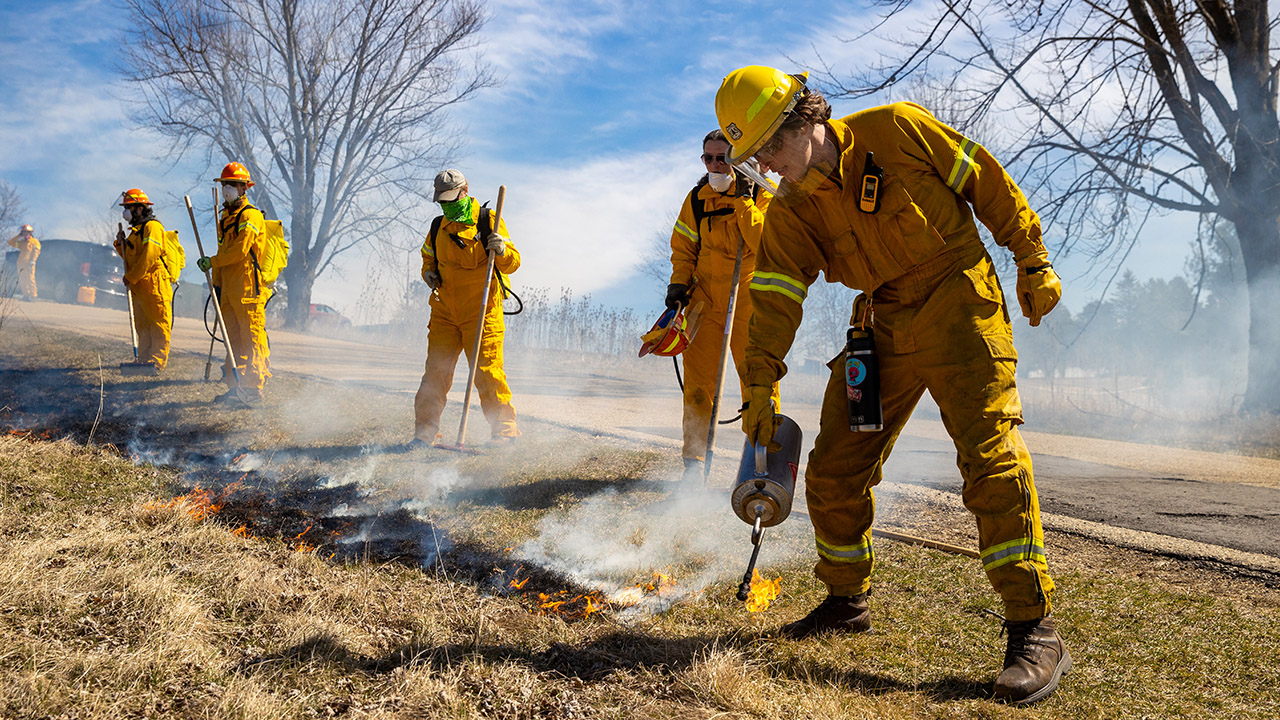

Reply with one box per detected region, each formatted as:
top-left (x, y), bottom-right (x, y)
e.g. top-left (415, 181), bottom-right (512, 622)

top-left (3, 239), bottom-right (127, 308)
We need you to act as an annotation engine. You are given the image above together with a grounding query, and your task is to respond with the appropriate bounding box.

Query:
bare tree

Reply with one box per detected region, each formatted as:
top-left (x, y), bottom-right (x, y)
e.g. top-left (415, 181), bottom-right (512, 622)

top-left (119, 0), bottom-right (495, 328)
top-left (0, 179), bottom-right (26, 233)
top-left (820, 0), bottom-right (1280, 412)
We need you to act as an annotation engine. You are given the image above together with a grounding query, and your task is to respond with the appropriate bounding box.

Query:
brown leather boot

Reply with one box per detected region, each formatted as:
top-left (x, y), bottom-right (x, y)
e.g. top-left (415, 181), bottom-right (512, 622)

top-left (993, 615), bottom-right (1072, 704)
top-left (777, 593), bottom-right (871, 639)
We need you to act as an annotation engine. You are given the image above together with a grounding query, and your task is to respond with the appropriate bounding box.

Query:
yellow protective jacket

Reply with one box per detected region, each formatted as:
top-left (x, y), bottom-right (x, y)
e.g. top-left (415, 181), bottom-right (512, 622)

top-left (669, 176), bottom-right (771, 315)
top-left (212, 200), bottom-right (268, 303)
top-left (115, 219), bottom-right (173, 286)
top-left (8, 233), bottom-right (39, 258)
top-left (743, 102), bottom-right (1047, 387)
top-left (420, 207), bottom-right (520, 323)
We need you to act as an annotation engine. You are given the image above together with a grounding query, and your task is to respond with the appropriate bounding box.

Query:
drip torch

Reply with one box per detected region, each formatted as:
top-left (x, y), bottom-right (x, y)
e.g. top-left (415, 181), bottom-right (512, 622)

top-left (731, 414), bottom-right (802, 601)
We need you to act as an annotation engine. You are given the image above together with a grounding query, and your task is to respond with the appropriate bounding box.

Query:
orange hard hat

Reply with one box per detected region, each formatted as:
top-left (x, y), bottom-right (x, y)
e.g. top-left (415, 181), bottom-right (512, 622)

top-left (214, 162), bottom-right (254, 187)
top-left (120, 188), bottom-right (153, 206)
top-left (20, 224), bottom-right (33, 233)
top-left (638, 303), bottom-right (703, 357)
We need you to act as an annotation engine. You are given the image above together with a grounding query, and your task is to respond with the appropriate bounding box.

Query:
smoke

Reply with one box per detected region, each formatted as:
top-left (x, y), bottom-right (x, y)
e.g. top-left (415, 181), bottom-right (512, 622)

top-left (514, 478), bottom-right (763, 616)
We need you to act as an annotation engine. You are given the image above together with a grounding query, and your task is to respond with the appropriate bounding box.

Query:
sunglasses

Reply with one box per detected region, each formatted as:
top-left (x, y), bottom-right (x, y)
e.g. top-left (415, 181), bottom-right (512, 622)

top-left (701, 153), bottom-right (727, 164)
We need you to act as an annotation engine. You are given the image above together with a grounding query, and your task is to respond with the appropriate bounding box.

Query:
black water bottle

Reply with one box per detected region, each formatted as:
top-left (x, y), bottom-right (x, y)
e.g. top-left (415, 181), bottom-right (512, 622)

top-left (845, 327), bottom-right (883, 431)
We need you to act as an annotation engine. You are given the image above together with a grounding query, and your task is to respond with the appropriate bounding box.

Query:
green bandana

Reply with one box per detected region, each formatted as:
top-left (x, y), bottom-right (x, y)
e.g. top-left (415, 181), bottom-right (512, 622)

top-left (440, 196), bottom-right (476, 224)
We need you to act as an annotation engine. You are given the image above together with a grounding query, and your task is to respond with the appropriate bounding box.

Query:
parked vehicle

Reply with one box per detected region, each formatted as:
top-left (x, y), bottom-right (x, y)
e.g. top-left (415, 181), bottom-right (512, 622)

top-left (3, 239), bottom-right (127, 307)
top-left (309, 303), bottom-right (351, 327)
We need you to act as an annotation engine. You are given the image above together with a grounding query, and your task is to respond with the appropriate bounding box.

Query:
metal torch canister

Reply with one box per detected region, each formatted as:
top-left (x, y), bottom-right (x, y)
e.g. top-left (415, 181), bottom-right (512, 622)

top-left (731, 414), bottom-right (802, 528)
top-left (845, 327), bottom-right (883, 432)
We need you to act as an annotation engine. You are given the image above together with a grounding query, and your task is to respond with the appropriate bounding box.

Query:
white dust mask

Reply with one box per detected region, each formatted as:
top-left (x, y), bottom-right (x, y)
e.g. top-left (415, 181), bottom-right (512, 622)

top-left (122, 209), bottom-right (133, 222)
top-left (707, 172), bottom-right (733, 193)
top-left (222, 184), bottom-right (242, 203)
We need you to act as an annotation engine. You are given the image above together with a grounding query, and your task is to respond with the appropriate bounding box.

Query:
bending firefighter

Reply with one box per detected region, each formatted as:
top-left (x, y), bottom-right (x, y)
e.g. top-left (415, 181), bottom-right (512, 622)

top-left (8, 224), bottom-right (39, 300)
top-left (114, 189), bottom-right (177, 371)
top-left (411, 170), bottom-right (521, 447)
top-left (197, 162), bottom-right (271, 403)
top-left (667, 130), bottom-right (779, 483)
top-left (716, 66), bottom-right (1067, 704)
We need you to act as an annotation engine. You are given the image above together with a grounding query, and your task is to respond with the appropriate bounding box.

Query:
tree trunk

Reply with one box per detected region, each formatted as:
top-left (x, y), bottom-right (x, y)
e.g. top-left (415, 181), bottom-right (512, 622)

top-left (283, 262), bottom-right (313, 330)
top-left (1231, 211), bottom-right (1280, 413)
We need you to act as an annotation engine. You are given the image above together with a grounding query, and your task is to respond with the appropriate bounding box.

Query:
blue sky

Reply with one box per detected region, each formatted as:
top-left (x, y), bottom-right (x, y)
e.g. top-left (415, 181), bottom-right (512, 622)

top-left (0, 0), bottom-right (1200, 321)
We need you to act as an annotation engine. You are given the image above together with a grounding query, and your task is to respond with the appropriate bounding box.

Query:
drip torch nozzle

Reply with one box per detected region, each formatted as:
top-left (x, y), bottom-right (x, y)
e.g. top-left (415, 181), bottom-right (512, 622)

top-left (736, 509), bottom-right (765, 601)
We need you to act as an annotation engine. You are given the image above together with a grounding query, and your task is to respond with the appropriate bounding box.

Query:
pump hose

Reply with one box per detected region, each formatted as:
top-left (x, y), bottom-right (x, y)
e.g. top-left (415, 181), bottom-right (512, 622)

top-left (202, 293), bottom-right (224, 342)
top-left (496, 272), bottom-right (523, 316)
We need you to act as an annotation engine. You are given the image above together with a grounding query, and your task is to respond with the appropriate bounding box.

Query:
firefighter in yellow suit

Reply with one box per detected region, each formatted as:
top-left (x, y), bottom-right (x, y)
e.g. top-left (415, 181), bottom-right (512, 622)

top-left (114, 189), bottom-right (174, 371)
top-left (8, 224), bottom-right (39, 299)
top-left (411, 169), bottom-right (521, 447)
top-left (197, 162), bottom-right (271, 403)
top-left (667, 129), bottom-right (780, 483)
top-left (716, 67), bottom-right (1067, 705)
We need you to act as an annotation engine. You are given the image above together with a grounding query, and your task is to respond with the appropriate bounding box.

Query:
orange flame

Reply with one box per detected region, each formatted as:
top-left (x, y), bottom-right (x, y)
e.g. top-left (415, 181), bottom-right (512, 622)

top-left (510, 577), bottom-right (529, 590)
top-left (744, 569), bottom-right (781, 613)
top-left (231, 524), bottom-right (251, 538)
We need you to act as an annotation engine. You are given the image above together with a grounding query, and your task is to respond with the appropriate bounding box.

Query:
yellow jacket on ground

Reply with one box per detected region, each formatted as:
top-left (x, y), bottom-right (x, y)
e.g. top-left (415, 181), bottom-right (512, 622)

top-left (414, 205), bottom-right (521, 441)
top-left (8, 233), bottom-right (40, 298)
top-left (115, 219), bottom-right (174, 369)
top-left (214, 200), bottom-right (271, 393)
top-left (744, 102), bottom-right (1055, 622)
top-left (668, 177), bottom-right (779, 460)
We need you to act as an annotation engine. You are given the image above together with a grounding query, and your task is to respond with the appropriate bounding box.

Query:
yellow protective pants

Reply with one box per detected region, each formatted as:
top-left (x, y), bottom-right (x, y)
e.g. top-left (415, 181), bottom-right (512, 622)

top-left (804, 242), bottom-right (1054, 622)
top-left (17, 247), bottom-right (38, 298)
top-left (221, 298), bottom-right (271, 394)
top-left (681, 286), bottom-right (780, 460)
top-left (129, 269), bottom-right (173, 369)
top-left (413, 306), bottom-right (518, 442)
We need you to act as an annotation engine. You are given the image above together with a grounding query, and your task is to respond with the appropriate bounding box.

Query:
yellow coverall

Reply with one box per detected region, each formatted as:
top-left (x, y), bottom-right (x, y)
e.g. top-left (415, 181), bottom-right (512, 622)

top-left (8, 233), bottom-right (40, 298)
top-left (744, 102), bottom-right (1055, 622)
top-left (114, 219), bottom-right (174, 369)
top-left (212, 201), bottom-right (271, 395)
top-left (669, 178), bottom-right (779, 460)
top-left (413, 208), bottom-right (521, 442)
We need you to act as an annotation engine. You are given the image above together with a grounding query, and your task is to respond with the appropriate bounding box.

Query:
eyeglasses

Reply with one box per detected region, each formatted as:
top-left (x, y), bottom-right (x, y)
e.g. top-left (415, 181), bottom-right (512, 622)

top-left (701, 153), bottom-right (727, 164)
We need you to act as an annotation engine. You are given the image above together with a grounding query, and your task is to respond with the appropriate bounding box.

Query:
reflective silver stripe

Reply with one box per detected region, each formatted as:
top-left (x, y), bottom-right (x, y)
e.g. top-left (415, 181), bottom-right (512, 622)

top-left (750, 272), bottom-right (807, 304)
top-left (674, 219), bottom-right (698, 243)
top-left (815, 535), bottom-right (872, 563)
top-left (947, 138), bottom-right (979, 192)
top-left (981, 537), bottom-right (1046, 571)
top-left (420, 239), bottom-right (435, 256)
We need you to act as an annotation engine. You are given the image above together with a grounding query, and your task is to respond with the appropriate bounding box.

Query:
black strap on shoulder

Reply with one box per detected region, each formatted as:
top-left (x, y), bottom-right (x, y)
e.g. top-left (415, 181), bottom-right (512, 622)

top-left (689, 176), bottom-right (736, 241)
top-left (429, 215), bottom-right (443, 258)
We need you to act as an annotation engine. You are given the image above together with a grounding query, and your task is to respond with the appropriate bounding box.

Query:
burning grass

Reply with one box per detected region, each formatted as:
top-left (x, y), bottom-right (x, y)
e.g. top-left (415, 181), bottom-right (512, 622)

top-left (4, 330), bottom-right (1280, 718)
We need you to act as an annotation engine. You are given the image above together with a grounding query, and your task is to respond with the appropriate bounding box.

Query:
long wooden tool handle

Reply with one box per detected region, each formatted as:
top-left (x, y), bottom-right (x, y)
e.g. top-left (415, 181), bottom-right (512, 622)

top-left (456, 185), bottom-right (507, 448)
top-left (119, 222), bottom-right (139, 358)
top-left (185, 195), bottom-right (241, 387)
top-left (703, 234), bottom-right (745, 484)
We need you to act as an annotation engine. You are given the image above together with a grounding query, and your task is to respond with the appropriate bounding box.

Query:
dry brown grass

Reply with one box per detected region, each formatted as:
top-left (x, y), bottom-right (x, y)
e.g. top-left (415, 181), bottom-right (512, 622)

top-left (3, 330), bottom-right (1280, 719)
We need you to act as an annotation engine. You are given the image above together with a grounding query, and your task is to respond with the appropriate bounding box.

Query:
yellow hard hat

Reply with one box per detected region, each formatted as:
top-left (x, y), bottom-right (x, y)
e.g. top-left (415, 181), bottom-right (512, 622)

top-left (715, 66), bottom-right (808, 164)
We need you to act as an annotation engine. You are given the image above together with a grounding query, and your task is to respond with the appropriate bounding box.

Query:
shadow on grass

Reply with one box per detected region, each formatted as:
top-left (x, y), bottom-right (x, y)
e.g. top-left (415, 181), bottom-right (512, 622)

top-left (233, 628), bottom-right (989, 703)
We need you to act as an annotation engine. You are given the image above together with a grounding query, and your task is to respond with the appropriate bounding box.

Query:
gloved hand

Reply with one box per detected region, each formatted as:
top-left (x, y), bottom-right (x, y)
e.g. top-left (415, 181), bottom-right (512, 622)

top-left (197, 256), bottom-right (213, 272)
top-left (741, 385), bottom-right (780, 451)
top-left (664, 283), bottom-right (689, 311)
top-left (115, 229), bottom-right (126, 245)
top-left (1016, 263), bottom-right (1062, 327)
top-left (423, 270), bottom-right (441, 290)
top-left (735, 169), bottom-right (757, 199)
top-left (485, 234), bottom-right (506, 256)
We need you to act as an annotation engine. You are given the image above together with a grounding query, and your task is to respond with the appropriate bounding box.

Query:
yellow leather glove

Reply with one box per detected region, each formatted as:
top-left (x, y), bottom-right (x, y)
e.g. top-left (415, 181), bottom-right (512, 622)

top-left (1016, 264), bottom-right (1062, 327)
top-left (742, 385), bottom-right (780, 451)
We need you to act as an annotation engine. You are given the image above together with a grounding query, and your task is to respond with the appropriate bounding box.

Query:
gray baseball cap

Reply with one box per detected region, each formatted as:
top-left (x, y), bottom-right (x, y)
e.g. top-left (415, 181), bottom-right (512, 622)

top-left (433, 169), bottom-right (467, 202)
